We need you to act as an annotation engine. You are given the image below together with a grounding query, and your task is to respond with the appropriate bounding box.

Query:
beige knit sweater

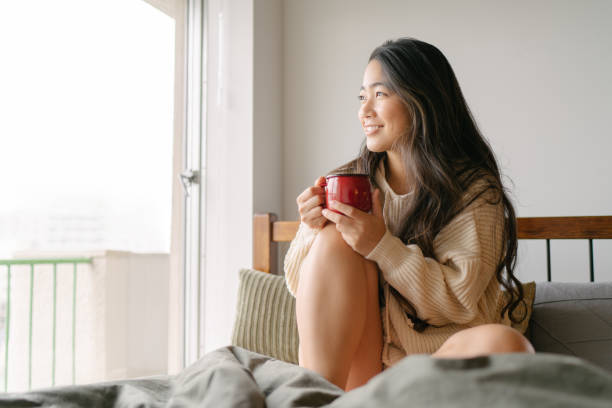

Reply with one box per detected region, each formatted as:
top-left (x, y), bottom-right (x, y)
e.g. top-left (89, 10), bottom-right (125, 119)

top-left (284, 163), bottom-right (505, 368)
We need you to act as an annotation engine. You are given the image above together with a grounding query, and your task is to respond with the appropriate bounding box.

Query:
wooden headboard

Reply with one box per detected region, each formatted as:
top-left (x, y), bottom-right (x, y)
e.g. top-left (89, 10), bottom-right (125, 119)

top-left (253, 214), bottom-right (612, 280)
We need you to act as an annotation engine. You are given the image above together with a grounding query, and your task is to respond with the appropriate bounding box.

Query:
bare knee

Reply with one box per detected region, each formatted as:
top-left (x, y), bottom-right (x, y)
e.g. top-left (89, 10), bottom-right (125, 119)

top-left (480, 324), bottom-right (534, 354)
top-left (313, 223), bottom-right (353, 256)
top-left (297, 223), bottom-right (380, 316)
top-left (435, 324), bottom-right (534, 358)
top-left (302, 224), bottom-right (359, 276)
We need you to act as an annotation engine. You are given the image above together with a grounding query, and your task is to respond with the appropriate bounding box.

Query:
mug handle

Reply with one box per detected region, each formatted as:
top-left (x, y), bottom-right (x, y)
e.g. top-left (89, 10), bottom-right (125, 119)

top-left (321, 178), bottom-right (327, 209)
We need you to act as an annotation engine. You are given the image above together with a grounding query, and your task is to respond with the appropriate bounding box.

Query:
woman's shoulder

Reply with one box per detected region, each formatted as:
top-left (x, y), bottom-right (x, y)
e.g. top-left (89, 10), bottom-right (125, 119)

top-left (327, 158), bottom-right (362, 176)
top-left (435, 173), bottom-right (506, 245)
top-left (460, 170), bottom-right (504, 209)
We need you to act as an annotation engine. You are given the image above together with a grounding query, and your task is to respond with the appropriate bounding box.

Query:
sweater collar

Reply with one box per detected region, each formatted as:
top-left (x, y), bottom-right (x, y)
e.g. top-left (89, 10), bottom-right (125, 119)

top-left (375, 161), bottom-right (414, 200)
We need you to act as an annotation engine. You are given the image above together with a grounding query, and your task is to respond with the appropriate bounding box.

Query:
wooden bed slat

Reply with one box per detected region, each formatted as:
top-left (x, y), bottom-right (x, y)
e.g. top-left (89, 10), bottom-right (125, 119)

top-left (272, 221), bottom-right (300, 242)
top-left (517, 216), bottom-right (612, 239)
top-left (255, 214), bottom-right (612, 274)
top-left (253, 213), bottom-right (274, 273)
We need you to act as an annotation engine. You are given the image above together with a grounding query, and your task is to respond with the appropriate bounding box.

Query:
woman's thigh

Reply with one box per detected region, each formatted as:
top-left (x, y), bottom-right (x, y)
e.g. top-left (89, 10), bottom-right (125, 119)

top-left (296, 224), bottom-right (383, 388)
top-left (296, 223), bottom-right (370, 352)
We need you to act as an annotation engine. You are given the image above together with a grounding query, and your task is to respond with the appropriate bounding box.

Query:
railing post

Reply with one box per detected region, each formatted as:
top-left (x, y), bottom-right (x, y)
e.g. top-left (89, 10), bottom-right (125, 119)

top-left (28, 264), bottom-right (34, 390)
top-left (4, 265), bottom-right (11, 392)
top-left (72, 262), bottom-right (77, 385)
top-left (52, 264), bottom-right (57, 386)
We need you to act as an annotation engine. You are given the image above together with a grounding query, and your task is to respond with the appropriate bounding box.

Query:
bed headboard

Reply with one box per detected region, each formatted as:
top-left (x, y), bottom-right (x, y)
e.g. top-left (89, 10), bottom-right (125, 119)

top-left (253, 214), bottom-right (612, 279)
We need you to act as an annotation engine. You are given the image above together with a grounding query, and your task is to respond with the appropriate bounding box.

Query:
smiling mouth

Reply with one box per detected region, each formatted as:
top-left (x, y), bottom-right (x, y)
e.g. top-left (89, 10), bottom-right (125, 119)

top-left (364, 125), bottom-right (383, 135)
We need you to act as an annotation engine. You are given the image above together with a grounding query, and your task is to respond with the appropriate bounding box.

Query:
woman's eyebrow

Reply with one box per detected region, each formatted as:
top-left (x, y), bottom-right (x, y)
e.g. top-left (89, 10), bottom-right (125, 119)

top-left (359, 82), bottom-right (386, 91)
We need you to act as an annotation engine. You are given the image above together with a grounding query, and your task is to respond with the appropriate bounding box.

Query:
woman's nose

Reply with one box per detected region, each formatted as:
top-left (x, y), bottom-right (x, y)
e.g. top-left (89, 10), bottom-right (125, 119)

top-left (359, 99), bottom-right (375, 119)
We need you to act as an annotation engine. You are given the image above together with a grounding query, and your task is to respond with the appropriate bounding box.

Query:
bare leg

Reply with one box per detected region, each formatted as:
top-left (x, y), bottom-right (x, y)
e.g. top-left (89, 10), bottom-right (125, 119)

top-left (344, 258), bottom-right (383, 391)
top-left (432, 324), bottom-right (535, 359)
top-left (296, 224), bottom-right (383, 390)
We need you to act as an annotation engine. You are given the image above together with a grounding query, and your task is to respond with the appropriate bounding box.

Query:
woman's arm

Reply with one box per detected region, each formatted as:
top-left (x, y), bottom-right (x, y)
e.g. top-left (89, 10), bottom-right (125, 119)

top-left (284, 223), bottom-right (322, 296)
top-left (366, 199), bottom-right (504, 326)
top-left (285, 176), bottom-right (328, 296)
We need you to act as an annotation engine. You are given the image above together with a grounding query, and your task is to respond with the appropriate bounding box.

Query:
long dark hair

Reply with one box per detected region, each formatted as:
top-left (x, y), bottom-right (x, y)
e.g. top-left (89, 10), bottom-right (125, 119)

top-left (339, 38), bottom-right (524, 329)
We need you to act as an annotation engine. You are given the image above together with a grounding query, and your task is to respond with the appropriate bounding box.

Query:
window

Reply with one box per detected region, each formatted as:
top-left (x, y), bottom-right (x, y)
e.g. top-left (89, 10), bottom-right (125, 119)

top-left (0, 0), bottom-right (186, 391)
top-left (0, 0), bottom-right (174, 256)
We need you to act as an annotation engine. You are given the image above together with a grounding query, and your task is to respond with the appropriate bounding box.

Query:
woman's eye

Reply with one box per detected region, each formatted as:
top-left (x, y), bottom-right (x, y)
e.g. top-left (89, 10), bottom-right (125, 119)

top-left (375, 91), bottom-right (386, 97)
top-left (358, 95), bottom-right (366, 101)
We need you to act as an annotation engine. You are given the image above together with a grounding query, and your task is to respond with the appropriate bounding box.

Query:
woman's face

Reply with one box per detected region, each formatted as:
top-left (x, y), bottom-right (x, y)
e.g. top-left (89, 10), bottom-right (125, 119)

top-left (358, 60), bottom-right (411, 152)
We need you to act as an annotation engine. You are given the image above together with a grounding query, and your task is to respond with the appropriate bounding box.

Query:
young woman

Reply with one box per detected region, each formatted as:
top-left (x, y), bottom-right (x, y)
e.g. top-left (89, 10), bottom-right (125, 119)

top-left (284, 38), bottom-right (534, 391)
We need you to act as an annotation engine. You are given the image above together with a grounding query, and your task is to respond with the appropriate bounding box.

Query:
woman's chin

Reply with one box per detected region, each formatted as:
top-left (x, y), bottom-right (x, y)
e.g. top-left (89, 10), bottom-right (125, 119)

top-left (366, 139), bottom-right (387, 153)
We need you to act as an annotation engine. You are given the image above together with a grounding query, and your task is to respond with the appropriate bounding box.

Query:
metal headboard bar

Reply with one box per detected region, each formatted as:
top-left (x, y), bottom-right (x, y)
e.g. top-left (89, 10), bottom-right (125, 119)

top-left (546, 239), bottom-right (552, 282)
top-left (589, 239), bottom-right (595, 282)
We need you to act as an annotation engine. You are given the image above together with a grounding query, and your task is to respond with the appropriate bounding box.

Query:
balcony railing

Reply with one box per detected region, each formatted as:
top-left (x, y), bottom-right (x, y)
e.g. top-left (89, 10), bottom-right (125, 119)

top-left (0, 258), bottom-right (92, 391)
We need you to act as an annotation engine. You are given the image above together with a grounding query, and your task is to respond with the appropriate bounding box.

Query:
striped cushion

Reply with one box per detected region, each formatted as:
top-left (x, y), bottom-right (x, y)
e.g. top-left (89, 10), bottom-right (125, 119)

top-left (231, 268), bottom-right (299, 364)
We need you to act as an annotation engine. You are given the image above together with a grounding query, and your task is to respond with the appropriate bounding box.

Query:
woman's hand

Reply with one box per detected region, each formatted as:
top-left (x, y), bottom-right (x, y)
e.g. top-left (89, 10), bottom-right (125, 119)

top-left (296, 176), bottom-right (327, 229)
top-left (322, 189), bottom-right (386, 256)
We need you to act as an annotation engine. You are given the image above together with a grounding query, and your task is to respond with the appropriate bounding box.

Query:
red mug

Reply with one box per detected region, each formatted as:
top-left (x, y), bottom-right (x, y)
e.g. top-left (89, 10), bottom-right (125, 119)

top-left (323, 174), bottom-right (372, 214)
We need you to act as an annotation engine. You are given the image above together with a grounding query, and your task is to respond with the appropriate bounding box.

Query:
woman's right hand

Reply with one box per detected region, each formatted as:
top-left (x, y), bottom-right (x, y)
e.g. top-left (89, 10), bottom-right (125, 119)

top-left (296, 176), bottom-right (327, 229)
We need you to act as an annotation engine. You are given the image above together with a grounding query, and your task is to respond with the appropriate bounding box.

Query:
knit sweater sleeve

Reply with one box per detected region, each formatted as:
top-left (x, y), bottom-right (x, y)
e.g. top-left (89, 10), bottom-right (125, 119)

top-left (283, 222), bottom-right (322, 297)
top-left (365, 197), bottom-right (504, 326)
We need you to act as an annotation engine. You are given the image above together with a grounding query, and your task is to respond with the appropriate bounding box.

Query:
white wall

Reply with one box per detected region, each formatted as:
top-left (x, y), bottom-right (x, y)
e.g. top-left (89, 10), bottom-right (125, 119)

top-left (254, 0), bottom-right (284, 272)
top-left (203, 0), bottom-right (254, 355)
top-left (254, 0), bottom-right (284, 218)
top-left (202, 0), bottom-right (284, 354)
top-left (282, 0), bottom-right (612, 282)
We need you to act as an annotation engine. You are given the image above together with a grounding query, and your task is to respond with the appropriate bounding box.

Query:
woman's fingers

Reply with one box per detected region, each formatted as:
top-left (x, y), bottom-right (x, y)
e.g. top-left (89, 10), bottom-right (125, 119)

top-left (321, 208), bottom-right (344, 225)
top-left (327, 200), bottom-right (365, 220)
top-left (298, 193), bottom-right (325, 227)
top-left (297, 185), bottom-right (325, 205)
top-left (296, 176), bottom-right (327, 228)
top-left (302, 206), bottom-right (326, 228)
top-left (321, 209), bottom-right (358, 249)
top-left (302, 193), bottom-right (324, 213)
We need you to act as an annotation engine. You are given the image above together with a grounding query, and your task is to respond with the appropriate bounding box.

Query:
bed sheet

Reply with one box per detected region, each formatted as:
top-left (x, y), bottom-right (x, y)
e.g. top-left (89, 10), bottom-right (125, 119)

top-left (1, 346), bottom-right (612, 407)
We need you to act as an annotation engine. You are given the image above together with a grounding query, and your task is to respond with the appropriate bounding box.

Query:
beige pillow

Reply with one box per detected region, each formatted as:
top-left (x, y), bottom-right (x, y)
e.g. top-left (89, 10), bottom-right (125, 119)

top-left (498, 281), bottom-right (536, 335)
top-left (231, 268), bottom-right (299, 364)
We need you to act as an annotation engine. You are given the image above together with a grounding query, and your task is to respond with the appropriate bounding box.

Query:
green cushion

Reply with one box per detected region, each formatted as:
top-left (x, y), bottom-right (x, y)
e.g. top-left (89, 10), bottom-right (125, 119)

top-left (231, 268), bottom-right (299, 364)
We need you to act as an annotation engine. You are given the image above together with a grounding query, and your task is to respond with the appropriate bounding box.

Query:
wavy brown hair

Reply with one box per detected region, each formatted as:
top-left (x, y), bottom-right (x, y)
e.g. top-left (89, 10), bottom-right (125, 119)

top-left (338, 38), bottom-right (524, 330)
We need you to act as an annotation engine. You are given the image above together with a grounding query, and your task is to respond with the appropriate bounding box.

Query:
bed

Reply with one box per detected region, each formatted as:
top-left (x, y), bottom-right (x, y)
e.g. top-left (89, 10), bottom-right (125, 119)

top-left (1, 215), bottom-right (612, 407)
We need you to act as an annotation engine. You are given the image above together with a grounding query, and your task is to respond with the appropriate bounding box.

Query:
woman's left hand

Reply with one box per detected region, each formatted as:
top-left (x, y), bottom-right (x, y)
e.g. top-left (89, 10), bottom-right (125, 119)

top-left (322, 189), bottom-right (386, 256)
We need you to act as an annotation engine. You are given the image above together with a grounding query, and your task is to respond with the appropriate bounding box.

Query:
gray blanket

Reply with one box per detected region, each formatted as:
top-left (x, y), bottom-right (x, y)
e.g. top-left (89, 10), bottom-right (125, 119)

top-left (2, 346), bottom-right (612, 407)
